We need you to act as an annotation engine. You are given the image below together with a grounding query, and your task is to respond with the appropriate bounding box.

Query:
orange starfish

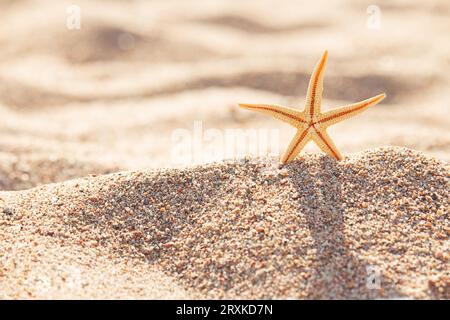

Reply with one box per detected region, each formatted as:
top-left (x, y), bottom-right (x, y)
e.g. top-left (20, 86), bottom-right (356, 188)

top-left (239, 51), bottom-right (386, 163)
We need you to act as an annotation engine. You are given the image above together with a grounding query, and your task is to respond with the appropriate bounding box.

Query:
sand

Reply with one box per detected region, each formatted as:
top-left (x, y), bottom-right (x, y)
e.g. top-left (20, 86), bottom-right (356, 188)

top-left (0, 147), bottom-right (448, 299)
top-left (0, 153), bottom-right (118, 191)
top-left (0, 0), bottom-right (449, 299)
top-left (0, 0), bottom-right (449, 172)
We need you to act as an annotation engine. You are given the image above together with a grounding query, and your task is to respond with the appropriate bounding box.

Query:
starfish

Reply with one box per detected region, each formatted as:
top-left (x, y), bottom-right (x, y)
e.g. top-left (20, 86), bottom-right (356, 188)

top-left (239, 50), bottom-right (386, 163)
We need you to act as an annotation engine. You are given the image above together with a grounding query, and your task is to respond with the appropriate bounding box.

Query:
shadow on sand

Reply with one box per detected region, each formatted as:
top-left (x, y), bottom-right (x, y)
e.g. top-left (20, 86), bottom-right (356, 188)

top-left (286, 156), bottom-right (403, 299)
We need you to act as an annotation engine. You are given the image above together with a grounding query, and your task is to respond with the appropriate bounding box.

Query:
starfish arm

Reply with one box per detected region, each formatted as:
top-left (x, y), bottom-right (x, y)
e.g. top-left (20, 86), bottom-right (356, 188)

top-left (281, 128), bottom-right (311, 164)
top-left (305, 50), bottom-right (328, 119)
top-left (239, 103), bottom-right (306, 127)
top-left (311, 128), bottom-right (343, 160)
top-left (318, 93), bottom-right (386, 127)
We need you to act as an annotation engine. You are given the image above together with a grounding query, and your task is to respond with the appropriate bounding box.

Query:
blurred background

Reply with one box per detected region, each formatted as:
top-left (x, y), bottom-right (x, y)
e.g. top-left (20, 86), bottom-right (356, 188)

top-left (0, 0), bottom-right (448, 190)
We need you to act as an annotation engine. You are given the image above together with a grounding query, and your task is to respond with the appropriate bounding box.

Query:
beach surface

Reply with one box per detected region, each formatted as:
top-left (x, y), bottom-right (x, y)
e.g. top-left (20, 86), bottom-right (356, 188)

top-left (0, 0), bottom-right (449, 299)
top-left (1, 147), bottom-right (448, 299)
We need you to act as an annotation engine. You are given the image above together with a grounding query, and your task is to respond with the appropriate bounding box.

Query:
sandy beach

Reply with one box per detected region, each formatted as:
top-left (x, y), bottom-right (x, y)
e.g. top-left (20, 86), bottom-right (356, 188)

top-left (1, 147), bottom-right (448, 299)
top-left (0, 0), bottom-right (449, 299)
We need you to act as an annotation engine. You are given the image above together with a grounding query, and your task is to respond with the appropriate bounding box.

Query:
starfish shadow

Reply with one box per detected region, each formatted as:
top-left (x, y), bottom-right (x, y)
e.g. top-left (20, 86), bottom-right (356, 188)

top-left (285, 156), bottom-right (403, 299)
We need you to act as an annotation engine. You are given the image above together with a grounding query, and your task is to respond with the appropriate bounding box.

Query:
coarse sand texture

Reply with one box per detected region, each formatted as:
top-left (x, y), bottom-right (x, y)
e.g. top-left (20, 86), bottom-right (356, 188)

top-left (0, 147), bottom-right (448, 299)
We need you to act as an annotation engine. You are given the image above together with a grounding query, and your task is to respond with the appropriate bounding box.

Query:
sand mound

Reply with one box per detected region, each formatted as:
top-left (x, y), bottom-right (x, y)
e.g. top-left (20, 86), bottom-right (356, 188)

top-left (0, 147), bottom-right (448, 299)
top-left (0, 152), bottom-right (119, 191)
